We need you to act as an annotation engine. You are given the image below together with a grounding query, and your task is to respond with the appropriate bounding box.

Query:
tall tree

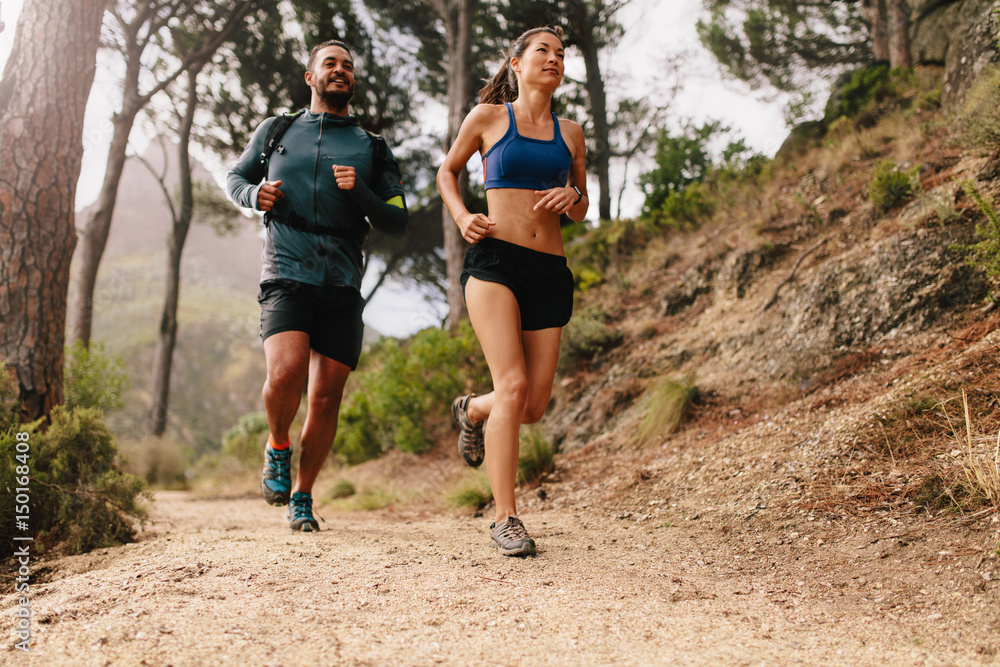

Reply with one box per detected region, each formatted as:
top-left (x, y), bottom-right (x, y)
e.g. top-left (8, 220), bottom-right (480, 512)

top-left (0, 0), bottom-right (107, 420)
top-left (367, 0), bottom-right (488, 332)
top-left (69, 0), bottom-right (258, 349)
top-left (564, 0), bottom-right (627, 221)
top-left (143, 66), bottom-right (202, 436)
top-left (697, 0), bottom-right (913, 98)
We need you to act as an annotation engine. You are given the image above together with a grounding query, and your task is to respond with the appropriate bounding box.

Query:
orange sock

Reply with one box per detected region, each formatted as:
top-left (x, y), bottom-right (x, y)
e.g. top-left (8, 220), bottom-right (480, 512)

top-left (268, 434), bottom-right (290, 450)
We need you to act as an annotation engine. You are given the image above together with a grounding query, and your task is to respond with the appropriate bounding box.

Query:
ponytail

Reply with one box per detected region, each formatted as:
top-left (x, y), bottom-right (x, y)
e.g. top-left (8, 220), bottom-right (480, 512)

top-left (478, 57), bottom-right (518, 105)
top-left (478, 26), bottom-right (564, 106)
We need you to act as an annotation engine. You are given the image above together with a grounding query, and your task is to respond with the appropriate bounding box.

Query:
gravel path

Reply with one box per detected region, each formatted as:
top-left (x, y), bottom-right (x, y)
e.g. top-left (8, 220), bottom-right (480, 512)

top-left (4, 490), bottom-right (997, 665)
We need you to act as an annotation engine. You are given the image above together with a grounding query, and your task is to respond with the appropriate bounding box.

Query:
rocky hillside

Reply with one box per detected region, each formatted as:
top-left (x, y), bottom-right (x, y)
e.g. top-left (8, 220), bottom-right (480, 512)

top-left (517, 61), bottom-right (1000, 582)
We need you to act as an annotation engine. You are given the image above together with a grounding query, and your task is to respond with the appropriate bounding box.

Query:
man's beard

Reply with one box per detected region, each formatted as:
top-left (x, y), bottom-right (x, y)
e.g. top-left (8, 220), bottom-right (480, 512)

top-left (316, 79), bottom-right (355, 112)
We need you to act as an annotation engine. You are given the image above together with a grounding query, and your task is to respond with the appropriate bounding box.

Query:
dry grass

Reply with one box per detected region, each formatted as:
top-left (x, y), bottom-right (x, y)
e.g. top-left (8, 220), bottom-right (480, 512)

top-left (954, 389), bottom-right (1000, 508)
top-left (445, 471), bottom-right (493, 511)
top-left (517, 426), bottom-right (555, 487)
top-left (635, 376), bottom-right (698, 447)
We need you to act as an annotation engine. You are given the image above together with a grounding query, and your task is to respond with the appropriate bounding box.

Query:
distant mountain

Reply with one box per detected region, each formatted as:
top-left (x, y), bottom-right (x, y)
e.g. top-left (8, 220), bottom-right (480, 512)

top-left (77, 138), bottom-right (263, 290)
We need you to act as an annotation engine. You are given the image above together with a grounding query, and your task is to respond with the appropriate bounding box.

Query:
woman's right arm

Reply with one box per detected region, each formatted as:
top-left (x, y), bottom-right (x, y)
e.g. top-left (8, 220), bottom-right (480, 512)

top-left (436, 105), bottom-right (496, 244)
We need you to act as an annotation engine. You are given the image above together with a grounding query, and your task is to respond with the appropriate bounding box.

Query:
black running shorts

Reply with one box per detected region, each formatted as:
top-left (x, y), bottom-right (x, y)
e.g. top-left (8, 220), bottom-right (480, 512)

top-left (258, 279), bottom-right (365, 370)
top-left (460, 237), bottom-right (574, 331)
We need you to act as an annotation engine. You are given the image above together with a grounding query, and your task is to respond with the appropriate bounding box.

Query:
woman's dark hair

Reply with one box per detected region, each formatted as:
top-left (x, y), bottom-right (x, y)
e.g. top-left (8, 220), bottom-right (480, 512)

top-left (478, 26), bottom-right (564, 105)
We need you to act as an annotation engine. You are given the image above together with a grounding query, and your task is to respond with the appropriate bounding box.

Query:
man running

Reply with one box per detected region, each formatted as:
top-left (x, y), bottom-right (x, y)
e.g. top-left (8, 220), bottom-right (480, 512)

top-left (227, 39), bottom-right (408, 531)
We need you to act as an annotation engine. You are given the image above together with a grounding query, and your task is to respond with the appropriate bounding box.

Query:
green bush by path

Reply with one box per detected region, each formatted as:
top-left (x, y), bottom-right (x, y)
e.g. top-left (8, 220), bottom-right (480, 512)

top-left (334, 322), bottom-right (489, 464)
top-left (222, 410), bottom-right (270, 466)
top-left (0, 365), bottom-right (147, 559)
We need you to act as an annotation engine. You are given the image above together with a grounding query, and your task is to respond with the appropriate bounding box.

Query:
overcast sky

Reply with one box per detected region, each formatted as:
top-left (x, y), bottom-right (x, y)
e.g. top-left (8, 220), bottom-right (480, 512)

top-left (0, 0), bottom-right (789, 336)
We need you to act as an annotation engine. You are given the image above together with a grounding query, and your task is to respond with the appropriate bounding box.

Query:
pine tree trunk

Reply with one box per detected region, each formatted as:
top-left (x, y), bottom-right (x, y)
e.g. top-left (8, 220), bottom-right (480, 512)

top-left (442, 0), bottom-right (477, 333)
top-left (863, 0), bottom-right (890, 62)
top-left (69, 105), bottom-right (141, 348)
top-left (569, 0), bottom-right (611, 221)
top-left (887, 0), bottom-right (912, 69)
top-left (149, 70), bottom-right (200, 436)
top-left (0, 0), bottom-right (107, 421)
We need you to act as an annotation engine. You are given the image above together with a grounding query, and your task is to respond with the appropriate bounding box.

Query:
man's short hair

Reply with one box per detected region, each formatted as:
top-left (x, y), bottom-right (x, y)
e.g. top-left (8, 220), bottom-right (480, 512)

top-left (307, 39), bottom-right (353, 72)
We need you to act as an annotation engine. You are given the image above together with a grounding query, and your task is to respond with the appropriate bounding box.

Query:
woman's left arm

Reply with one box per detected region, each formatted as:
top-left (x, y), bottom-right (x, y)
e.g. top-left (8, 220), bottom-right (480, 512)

top-left (563, 121), bottom-right (589, 222)
top-left (532, 119), bottom-right (589, 222)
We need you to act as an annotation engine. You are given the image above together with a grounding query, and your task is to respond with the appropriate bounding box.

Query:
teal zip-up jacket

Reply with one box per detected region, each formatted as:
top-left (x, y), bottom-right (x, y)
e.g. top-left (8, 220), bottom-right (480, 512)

top-left (227, 110), bottom-right (407, 290)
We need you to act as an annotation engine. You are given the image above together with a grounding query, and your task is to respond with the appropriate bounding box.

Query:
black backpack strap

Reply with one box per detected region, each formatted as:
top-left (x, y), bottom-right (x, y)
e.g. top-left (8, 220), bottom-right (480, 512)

top-left (365, 130), bottom-right (402, 185)
top-left (258, 109), bottom-right (306, 168)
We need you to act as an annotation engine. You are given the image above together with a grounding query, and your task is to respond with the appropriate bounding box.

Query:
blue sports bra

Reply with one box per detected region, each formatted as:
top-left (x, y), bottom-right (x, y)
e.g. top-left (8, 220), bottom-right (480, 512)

top-left (482, 103), bottom-right (572, 191)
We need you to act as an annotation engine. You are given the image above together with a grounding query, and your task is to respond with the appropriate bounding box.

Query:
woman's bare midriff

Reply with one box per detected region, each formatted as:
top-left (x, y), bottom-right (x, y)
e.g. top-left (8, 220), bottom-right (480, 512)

top-left (484, 189), bottom-right (566, 255)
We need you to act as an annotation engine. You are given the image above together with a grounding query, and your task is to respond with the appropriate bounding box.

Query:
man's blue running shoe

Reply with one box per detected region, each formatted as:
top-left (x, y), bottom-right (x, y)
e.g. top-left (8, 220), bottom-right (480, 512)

top-left (261, 444), bottom-right (292, 506)
top-left (286, 491), bottom-right (319, 532)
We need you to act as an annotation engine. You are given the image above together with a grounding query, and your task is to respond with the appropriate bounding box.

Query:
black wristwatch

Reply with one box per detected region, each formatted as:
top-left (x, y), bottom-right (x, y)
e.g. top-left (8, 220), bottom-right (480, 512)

top-left (571, 185), bottom-right (583, 205)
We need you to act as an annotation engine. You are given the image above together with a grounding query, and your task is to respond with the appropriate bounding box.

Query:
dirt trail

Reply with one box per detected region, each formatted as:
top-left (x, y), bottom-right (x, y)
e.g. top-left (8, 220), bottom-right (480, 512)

top-left (4, 486), bottom-right (998, 666)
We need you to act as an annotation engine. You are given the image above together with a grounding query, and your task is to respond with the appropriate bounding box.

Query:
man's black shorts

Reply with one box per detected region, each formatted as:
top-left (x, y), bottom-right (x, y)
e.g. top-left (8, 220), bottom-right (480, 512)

top-left (258, 279), bottom-right (365, 370)
top-left (460, 237), bottom-right (574, 331)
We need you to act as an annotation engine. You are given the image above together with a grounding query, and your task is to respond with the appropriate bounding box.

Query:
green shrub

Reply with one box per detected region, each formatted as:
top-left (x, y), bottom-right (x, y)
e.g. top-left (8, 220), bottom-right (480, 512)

top-left (635, 377), bottom-right (698, 447)
top-left (64, 341), bottom-right (128, 412)
top-left (221, 410), bottom-right (269, 466)
top-left (445, 471), bottom-right (493, 510)
top-left (334, 321), bottom-right (489, 464)
top-left (574, 267), bottom-right (604, 293)
top-left (0, 403), bottom-right (147, 558)
top-left (647, 181), bottom-right (714, 230)
top-left (517, 427), bottom-right (555, 486)
top-left (823, 63), bottom-right (892, 124)
top-left (868, 160), bottom-right (921, 212)
top-left (951, 179), bottom-right (1000, 278)
top-left (566, 217), bottom-right (649, 273)
top-left (559, 307), bottom-right (623, 373)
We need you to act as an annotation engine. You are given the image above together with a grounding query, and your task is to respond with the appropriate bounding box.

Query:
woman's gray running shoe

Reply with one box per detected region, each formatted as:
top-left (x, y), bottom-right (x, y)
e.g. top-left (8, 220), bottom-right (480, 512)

top-left (452, 394), bottom-right (485, 467)
top-left (286, 491), bottom-right (319, 532)
top-left (490, 516), bottom-right (536, 556)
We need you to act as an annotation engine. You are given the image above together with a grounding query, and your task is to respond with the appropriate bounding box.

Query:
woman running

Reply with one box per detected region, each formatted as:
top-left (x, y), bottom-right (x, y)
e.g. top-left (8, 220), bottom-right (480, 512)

top-left (436, 25), bottom-right (589, 556)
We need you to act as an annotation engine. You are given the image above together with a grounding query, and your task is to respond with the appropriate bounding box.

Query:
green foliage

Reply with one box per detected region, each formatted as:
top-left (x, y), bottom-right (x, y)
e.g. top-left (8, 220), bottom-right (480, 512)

top-left (635, 377), bottom-right (698, 447)
top-left (445, 471), bottom-right (493, 510)
top-left (0, 365), bottom-right (20, 434)
top-left (517, 427), bottom-right (555, 487)
top-left (951, 180), bottom-right (1000, 278)
top-left (575, 267), bottom-right (604, 293)
top-left (0, 397), bottom-right (147, 558)
top-left (639, 121), bottom-right (762, 228)
top-left (334, 322), bottom-right (488, 464)
top-left (221, 411), bottom-right (270, 466)
top-left (868, 161), bottom-right (921, 213)
top-left (559, 307), bottom-right (623, 373)
top-left (697, 0), bottom-right (870, 95)
top-left (639, 121), bottom-right (720, 219)
top-left (566, 217), bottom-right (649, 275)
top-left (64, 341), bottom-right (128, 412)
top-left (823, 63), bottom-right (892, 124)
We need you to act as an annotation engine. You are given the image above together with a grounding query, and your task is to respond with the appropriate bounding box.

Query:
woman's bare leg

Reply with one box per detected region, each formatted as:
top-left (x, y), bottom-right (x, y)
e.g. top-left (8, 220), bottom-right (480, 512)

top-left (464, 277), bottom-right (527, 523)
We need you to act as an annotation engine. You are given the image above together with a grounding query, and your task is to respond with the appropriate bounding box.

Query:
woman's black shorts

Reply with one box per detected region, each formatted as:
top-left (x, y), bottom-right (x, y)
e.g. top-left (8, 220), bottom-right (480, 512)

top-left (258, 279), bottom-right (365, 370)
top-left (460, 237), bottom-right (574, 331)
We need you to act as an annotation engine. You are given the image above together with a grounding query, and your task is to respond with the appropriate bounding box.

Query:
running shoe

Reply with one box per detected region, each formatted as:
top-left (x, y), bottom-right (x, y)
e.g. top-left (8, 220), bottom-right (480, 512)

top-left (286, 491), bottom-right (319, 532)
top-left (452, 394), bottom-right (485, 467)
top-left (490, 516), bottom-right (536, 556)
top-left (260, 443), bottom-right (292, 506)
